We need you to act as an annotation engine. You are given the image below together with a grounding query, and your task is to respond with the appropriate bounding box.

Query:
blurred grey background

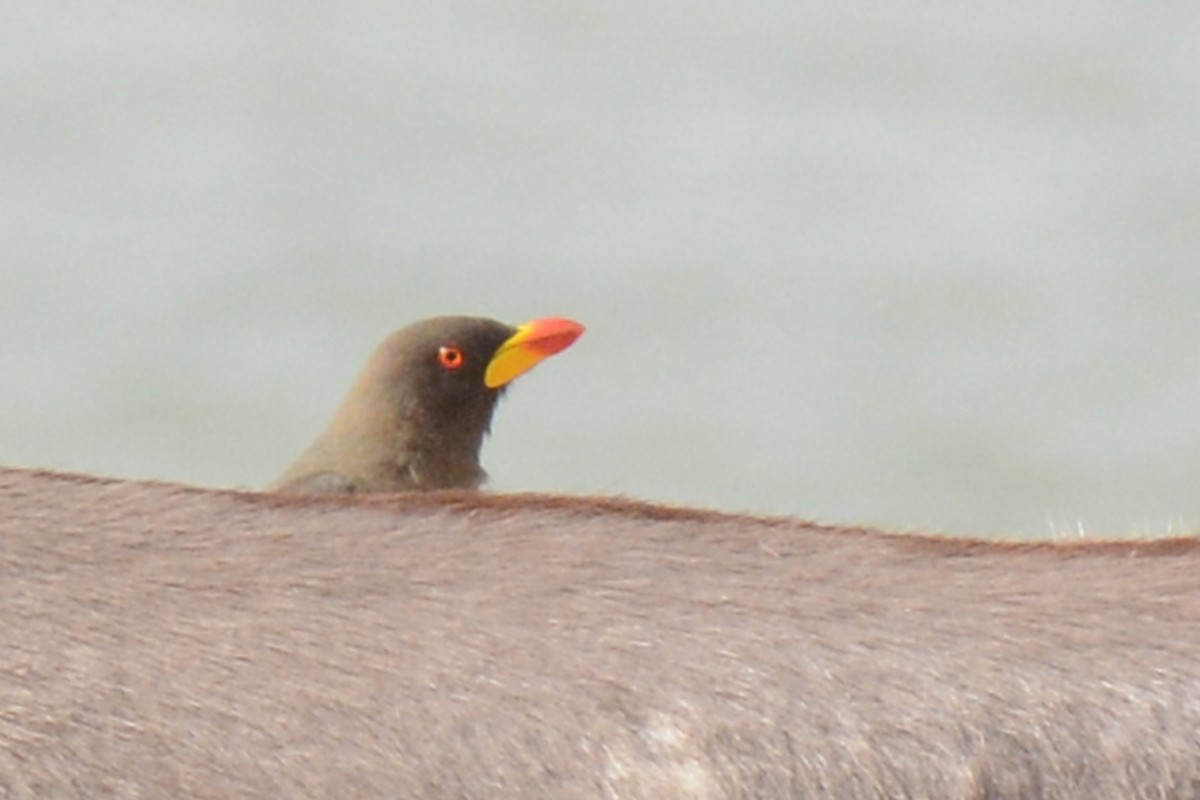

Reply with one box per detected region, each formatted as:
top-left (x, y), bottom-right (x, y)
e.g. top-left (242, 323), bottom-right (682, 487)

top-left (2, 2), bottom-right (1198, 538)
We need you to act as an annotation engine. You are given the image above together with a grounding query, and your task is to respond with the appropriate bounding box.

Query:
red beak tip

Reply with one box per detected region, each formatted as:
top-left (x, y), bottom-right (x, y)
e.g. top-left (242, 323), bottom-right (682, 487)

top-left (529, 318), bottom-right (585, 355)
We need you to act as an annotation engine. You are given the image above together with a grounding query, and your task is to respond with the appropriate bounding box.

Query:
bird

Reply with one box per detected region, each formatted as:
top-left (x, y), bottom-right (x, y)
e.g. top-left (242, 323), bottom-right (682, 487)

top-left (269, 315), bottom-right (584, 494)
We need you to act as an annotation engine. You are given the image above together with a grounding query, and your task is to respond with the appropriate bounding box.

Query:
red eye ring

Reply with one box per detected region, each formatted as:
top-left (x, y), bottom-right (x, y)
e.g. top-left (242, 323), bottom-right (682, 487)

top-left (438, 345), bottom-right (465, 370)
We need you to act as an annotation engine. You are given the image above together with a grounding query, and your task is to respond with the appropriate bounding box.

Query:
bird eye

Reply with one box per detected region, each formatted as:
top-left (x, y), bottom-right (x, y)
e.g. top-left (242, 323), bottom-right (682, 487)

top-left (438, 345), bottom-right (465, 370)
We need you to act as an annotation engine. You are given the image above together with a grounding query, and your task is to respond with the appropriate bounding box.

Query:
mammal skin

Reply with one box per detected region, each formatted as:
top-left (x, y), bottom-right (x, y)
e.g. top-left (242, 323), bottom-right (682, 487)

top-left (2, 467), bottom-right (1199, 798)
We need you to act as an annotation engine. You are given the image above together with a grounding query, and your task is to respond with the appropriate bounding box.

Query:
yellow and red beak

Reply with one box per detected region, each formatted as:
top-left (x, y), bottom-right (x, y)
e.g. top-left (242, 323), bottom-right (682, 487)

top-left (484, 317), bottom-right (585, 389)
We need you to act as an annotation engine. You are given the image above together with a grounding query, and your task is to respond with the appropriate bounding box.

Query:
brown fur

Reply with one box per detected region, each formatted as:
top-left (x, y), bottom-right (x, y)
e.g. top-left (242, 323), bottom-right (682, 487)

top-left (2, 466), bottom-right (1199, 798)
